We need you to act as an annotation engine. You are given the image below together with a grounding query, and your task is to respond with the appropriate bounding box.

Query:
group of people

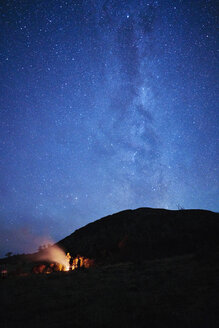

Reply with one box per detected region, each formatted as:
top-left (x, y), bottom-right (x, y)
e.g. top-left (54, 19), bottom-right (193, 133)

top-left (66, 253), bottom-right (82, 271)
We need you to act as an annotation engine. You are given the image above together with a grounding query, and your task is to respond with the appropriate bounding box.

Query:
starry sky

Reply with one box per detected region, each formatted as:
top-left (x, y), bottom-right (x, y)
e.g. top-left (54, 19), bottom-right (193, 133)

top-left (0, 0), bottom-right (218, 257)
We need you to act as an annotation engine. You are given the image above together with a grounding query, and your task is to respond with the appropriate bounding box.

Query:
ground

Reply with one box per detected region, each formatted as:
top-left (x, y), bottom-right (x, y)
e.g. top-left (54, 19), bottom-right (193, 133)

top-left (1, 252), bottom-right (219, 328)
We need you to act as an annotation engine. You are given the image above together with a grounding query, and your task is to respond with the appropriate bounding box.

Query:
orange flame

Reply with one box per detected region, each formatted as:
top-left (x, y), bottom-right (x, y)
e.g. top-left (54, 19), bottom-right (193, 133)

top-left (36, 242), bottom-right (94, 273)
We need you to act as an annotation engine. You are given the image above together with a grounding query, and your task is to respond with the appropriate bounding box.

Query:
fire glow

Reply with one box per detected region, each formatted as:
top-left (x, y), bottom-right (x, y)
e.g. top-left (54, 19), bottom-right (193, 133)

top-left (37, 244), bottom-right (70, 270)
top-left (34, 244), bottom-right (94, 274)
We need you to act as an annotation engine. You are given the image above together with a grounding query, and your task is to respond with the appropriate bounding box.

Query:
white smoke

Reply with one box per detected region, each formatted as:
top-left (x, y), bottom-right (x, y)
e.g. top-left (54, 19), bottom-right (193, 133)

top-left (37, 244), bottom-right (69, 269)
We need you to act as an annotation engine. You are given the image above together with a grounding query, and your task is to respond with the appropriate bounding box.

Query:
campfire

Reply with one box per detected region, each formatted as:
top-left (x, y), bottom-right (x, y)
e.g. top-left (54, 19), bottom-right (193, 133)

top-left (1, 244), bottom-right (94, 277)
top-left (32, 245), bottom-right (94, 274)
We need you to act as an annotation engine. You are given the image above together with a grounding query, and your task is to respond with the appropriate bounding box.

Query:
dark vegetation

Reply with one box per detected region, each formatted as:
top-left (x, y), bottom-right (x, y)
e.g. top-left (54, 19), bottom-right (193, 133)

top-left (1, 208), bottom-right (219, 327)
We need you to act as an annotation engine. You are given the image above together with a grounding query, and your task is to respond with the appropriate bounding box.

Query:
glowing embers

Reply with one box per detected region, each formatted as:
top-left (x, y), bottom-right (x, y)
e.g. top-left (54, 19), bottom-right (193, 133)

top-left (32, 251), bottom-right (94, 274)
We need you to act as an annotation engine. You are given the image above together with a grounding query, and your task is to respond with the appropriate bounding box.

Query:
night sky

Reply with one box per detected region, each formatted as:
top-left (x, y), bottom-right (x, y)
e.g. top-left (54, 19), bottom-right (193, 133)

top-left (0, 0), bottom-right (218, 257)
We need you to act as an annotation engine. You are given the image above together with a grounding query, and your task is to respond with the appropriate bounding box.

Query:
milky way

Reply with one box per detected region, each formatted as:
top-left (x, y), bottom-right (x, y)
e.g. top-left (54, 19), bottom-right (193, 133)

top-left (0, 0), bottom-right (218, 256)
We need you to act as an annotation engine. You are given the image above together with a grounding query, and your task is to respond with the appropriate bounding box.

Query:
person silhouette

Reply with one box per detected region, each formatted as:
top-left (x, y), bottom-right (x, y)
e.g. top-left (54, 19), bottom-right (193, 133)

top-left (69, 257), bottom-right (73, 270)
top-left (77, 256), bottom-right (81, 269)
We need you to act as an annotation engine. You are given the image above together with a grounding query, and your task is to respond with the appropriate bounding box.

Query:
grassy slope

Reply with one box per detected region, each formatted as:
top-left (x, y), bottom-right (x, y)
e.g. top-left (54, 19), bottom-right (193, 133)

top-left (1, 253), bottom-right (219, 328)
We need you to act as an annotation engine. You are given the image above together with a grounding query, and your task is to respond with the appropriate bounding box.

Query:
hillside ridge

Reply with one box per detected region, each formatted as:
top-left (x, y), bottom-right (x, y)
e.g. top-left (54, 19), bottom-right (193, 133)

top-left (58, 207), bottom-right (219, 263)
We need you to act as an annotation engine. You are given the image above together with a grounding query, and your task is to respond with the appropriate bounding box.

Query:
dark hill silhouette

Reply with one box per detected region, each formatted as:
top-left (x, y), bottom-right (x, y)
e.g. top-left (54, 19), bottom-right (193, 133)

top-left (58, 207), bottom-right (219, 263)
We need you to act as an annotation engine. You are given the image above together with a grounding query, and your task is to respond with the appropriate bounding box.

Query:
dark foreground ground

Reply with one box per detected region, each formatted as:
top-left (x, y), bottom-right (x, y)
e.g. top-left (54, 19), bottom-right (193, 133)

top-left (1, 252), bottom-right (219, 328)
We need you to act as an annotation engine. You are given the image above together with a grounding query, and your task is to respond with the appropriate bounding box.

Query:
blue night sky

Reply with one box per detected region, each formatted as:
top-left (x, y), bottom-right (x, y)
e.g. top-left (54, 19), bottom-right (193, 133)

top-left (0, 0), bottom-right (218, 256)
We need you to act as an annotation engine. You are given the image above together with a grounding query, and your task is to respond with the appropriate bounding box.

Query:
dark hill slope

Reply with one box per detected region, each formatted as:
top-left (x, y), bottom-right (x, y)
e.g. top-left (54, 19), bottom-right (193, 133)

top-left (58, 208), bottom-right (219, 263)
